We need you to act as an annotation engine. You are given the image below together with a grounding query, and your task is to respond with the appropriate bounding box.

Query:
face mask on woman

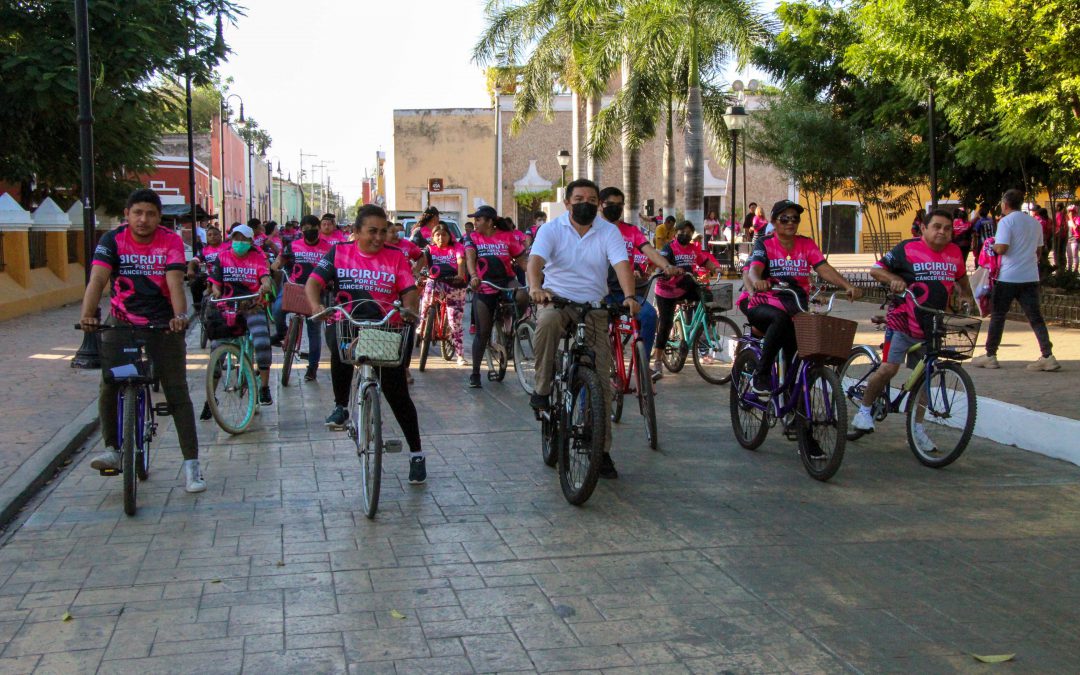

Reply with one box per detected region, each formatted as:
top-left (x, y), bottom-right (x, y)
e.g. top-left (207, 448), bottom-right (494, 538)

top-left (303, 229), bottom-right (320, 244)
top-left (232, 240), bottom-right (252, 255)
top-left (676, 232), bottom-right (692, 246)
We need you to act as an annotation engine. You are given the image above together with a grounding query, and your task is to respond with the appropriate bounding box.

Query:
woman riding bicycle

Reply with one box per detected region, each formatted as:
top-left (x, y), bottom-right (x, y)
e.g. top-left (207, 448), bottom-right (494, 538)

top-left (653, 220), bottom-right (721, 380)
top-left (207, 223), bottom-right (276, 408)
top-left (413, 221), bottom-right (468, 367)
top-left (306, 205), bottom-right (428, 485)
top-left (739, 200), bottom-right (862, 396)
top-left (463, 205), bottom-right (528, 389)
top-left (187, 224), bottom-right (223, 309)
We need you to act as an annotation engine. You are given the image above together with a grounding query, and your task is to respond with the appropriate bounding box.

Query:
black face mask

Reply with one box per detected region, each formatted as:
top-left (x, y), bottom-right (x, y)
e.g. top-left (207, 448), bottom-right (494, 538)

top-left (601, 204), bottom-right (622, 223)
top-left (303, 229), bottom-right (320, 244)
top-left (676, 233), bottom-right (692, 246)
top-left (571, 202), bottom-right (599, 226)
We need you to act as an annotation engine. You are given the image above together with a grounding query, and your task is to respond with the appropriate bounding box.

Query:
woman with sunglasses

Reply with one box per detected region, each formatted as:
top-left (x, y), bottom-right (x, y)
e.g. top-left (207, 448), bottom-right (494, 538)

top-left (738, 200), bottom-right (861, 396)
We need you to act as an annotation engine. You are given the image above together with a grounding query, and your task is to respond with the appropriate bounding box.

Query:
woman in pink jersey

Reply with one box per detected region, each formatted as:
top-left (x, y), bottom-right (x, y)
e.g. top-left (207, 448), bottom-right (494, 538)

top-left (186, 225), bottom-right (223, 309)
top-left (653, 221), bottom-right (721, 379)
top-left (414, 222), bottom-right (468, 366)
top-left (740, 200), bottom-right (861, 396)
top-left (306, 205), bottom-right (428, 485)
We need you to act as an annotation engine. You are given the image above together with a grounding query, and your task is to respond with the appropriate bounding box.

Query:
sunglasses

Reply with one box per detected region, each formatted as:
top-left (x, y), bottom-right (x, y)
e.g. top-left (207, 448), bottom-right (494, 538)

top-left (777, 216), bottom-right (801, 224)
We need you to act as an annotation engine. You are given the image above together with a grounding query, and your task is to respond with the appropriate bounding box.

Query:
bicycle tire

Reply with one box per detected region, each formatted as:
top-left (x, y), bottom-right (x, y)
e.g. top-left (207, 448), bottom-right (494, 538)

top-left (662, 320), bottom-right (688, 373)
top-left (418, 308), bottom-right (435, 372)
top-left (839, 346), bottom-right (883, 441)
top-left (513, 320), bottom-right (537, 395)
top-left (558, 366), bottom-right (605, 506)
top-left (122, 384), bottom-right (138, 516)
top-left (486, 318), bottom-right (509, 382)
top-left (136, 388), bottom-right (151, 481)
top-left (199, 303), bottom-right (209, 349)
top-left (280, 315), bottom-right (301, 386)
top-left (692, 315), bottom-right (741, 385)
top-left (635, 340), bottom-right (658, 450)
top-left (905, 361), bottom-right (976, 468)
top-left (610, 356), bottom-right (624, 423)
top-left (797, 365), bottom-right (847, 482)
top-left (730, 349), bottom-right (769, 450)
top-left (541, 415), bottom-right (558, 467)
top-left (206, 343), bottom-right (257, 434)
top-left (355, 381), bottom-right (383, 518)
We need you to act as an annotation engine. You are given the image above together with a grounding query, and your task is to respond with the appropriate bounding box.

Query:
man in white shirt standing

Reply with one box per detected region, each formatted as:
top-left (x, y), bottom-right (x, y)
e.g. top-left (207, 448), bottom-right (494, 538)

top-left (528, 179), bottom-right (640, 479)
top-left (972, 189), bottom-right (1059, 371)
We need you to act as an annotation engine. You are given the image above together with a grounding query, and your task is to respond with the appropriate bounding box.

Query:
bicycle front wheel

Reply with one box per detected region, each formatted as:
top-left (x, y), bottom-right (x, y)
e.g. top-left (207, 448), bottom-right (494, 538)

top-left (634, 340), bottom-right (658, 450)
top-left (558, 367), bottom-right (605, 506)
top-left (354, 381), bottom-right (383, 518)
top-left (839, 346), bottom-right (883, 441)
top-left (280, 315), bottom-right (302, 386)
top-left (418, 308), bottom-right (435, 372)
top-left (905, 361), bottom-right (976, 468)
top-left (486, 319), bottom-right (509, 382)
top-left (730, 349), bottom-right (769, 450)
top-left (797, 365), bottom-right (847, 482)
top-left (122, 385), bottom-right (138, 516)
top-left (206, 343), bottom-right (258, 434)
top-left (692, 315), bottom-right (741, 385)
top-left (662, 320), bottom-right (688, 373)
top-left (513, 320), bottom-right (537, 395)
top-left (136, 388), bottom-right (151, 481)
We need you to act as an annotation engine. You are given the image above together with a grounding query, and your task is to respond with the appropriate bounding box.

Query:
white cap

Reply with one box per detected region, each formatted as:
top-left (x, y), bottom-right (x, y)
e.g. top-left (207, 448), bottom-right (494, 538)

top-left (231, 224), bottom-right (254, 239)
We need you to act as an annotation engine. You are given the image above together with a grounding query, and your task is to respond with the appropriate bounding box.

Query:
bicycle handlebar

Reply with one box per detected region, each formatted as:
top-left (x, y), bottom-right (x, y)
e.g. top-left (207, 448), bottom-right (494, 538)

top-left (310, 299), bottom-right (418, 326)
top-left (480, 280), bottom-right (522, 293)
top-left (772, 282), bottom-right (838, 314)
top-left (74, 322), bottom-right (176, 332)
top-left (208, 293), bottom-right (262, 305)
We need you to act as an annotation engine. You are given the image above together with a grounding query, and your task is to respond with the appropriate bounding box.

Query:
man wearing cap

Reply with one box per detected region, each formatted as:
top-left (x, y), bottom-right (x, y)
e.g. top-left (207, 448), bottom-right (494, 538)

top-left (527, 179), bottom-right (639, 480)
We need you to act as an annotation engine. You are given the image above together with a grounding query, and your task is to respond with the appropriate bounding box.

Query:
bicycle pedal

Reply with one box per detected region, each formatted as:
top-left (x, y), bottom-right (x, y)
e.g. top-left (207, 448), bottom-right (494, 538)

top-left (383, 439), bottom-right (403, 454)
top-left (153, 402), bottom-right (172, 416)
top-left (99, 468), bottom-right (120, 477)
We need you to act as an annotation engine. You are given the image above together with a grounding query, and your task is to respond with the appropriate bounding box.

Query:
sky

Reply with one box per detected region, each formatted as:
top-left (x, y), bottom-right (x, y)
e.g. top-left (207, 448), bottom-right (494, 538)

top-left (220, 0), bottom-right (776, 205)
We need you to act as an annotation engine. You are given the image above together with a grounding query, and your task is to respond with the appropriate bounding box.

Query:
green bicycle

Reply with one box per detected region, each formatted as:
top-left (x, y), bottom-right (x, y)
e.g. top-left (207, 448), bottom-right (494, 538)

top-left (661, 278), bottom-right (742, 384)
top-left (205, 293), bottom-right (265, 434)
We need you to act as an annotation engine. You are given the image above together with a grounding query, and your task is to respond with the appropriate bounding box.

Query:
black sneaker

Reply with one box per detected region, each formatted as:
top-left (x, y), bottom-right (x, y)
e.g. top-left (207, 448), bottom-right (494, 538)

top-left (529, 393), bottom-right (550, 410)
top-left (258, 386), bottom-right (273, 406)
top-left (325, 406), bottom-right (348, 429)
top-left (199, 400), bottom-right (213, 420)
top-left (804, 436), bottom-right (826, 460)
top-left (598, 452), bottom-right (618, 479)
top-left (468, 373), bottom-right (482, 388)
top-left (751, 373), bottom-right (771, 397)
top-left (270, 335), bottom-right (284, 347)
top-left (304, 370), bottom-right (317, 382)
top-left (408, 455), bottom-right (427, 484)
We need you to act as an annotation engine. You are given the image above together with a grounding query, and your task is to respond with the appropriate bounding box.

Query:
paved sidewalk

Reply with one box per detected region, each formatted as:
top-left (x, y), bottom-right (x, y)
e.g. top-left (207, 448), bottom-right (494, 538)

top-left (0, 325), bottom-right (1078, 673)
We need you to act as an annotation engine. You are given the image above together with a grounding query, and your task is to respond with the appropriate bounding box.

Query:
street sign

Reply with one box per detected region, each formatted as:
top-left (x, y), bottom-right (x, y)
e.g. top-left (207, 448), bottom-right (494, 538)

top-left (428, 178), bottom-right (444, 193)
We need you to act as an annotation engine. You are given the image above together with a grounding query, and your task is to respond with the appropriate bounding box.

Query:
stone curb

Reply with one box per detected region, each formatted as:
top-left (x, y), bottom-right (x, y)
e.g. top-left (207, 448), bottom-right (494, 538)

top-left (0, 398), bottom-right (98, 527)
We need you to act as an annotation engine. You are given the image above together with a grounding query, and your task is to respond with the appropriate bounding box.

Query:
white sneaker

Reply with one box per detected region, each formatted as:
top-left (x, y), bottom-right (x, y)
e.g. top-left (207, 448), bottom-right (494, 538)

top-left (651, 361), bottom-right (664, 382)
top-left (182, 459), bottom-right (206, 493)
top-left (456, 356), bottom-right (467, 367)
top-left (1025, 355), bottom-right (1060, 372)
top-left (852, 409), bottom-right (875, 433)
top-left (913, 424), bottom-right (936, 454)
top-left (90, 450), bottom-right (120, 471)
top-left (970, 354), bottom-right (999, 369)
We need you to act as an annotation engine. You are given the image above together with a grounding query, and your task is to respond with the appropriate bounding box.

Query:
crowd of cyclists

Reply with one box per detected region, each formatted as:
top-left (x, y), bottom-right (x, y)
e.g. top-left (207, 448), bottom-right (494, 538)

top-left (80, 179), bottom-right (991, 497)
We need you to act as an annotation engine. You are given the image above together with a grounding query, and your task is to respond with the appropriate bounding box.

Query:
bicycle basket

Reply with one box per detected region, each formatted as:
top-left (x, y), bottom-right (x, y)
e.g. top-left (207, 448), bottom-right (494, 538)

top-left (937, 314), bottom-right (981, 360)
top-left (204, 306), bottom-right (247, 340)
top-left (793, 313), bottom-right (858, 363)
top-left (102, 335), bottom-right (154, 384)
top-left (281, 282), bottom-right (313, 316)
top-left (335, 320), bottom-right (410, 367)
top-left (701, 281), bottom-right (733, 311)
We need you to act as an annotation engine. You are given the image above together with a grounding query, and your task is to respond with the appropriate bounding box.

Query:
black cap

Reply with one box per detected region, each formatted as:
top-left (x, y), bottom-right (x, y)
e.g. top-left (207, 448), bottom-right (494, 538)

top-left (468, 205), bottom-right (498, 219)
top-left (770, 199), bottom-right (805, 221)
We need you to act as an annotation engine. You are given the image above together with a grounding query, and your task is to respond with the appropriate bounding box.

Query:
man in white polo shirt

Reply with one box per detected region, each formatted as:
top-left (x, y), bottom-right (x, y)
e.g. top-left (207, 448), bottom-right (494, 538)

top-left (528, 179), bottom-right (640, 479)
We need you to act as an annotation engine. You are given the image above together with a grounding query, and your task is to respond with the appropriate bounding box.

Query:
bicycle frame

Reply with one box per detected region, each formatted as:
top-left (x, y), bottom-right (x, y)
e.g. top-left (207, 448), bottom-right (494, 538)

top-left (736, 338), bottom-right (822, 424)
top-left (609, 313), bottom-right (641, 395)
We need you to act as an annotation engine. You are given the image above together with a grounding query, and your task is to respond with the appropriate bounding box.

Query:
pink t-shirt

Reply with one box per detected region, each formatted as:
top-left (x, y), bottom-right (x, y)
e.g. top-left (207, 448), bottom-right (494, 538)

top-left (197, 243), bottom-right (225, 271)
top-left (281, 237), bottom-right (333, 285)
top-left (389, 238), bottom-right (424, 263)
top-left (425, 243), bottom-right (466, 280)
top-left (752, 216), bottom-right (769, 233)
top-left (739, 234), bottom-right (825, 313)
top-left (310, 243), bottom-right (417, 322)
top-left (210, 247), bottom-right (271, 299)
top-left (606, 221), bottom-right (651, 294)
top-left (322, 230), bottom-right (348, 245)
top-left (656, 240), bottom-right (717, 299)
top-left (464, 230), bottom-right (525, 294)
top-left (876, 238), bottom-right (965, 339)
top-left (92, 226), bottom-right (186, 325)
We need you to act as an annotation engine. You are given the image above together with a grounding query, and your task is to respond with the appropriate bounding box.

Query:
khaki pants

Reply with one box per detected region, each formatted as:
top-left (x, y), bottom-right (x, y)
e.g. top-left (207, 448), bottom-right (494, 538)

top-left (533, 305), bottom-right (612, 452)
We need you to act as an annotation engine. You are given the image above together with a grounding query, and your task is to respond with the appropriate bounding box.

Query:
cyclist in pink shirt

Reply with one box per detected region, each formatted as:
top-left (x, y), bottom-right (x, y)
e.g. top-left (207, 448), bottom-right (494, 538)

top-left (414, 222), bottom-right (468, 366)
top-left (186, 224), bottom-right (224, 309)
top-left (319, 213), bottom-right (347, 245)
top-left (654, 220), bottom-right (720, 378)
top-left (740, 200), bottom-right (861, 396)
top-left (270, 214), bottom-right (332, 381)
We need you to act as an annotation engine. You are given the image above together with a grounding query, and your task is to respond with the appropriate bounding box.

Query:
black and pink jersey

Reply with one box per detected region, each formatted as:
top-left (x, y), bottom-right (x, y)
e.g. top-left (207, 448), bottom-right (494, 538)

top-left (209, 247), bottom-right (270, 299)
top-left (876, 238), bottom-right (966, 339)
top-left (657, 240), bottom-right (717, 299)
top-left (389, 238), bottom-right (424, 264)
top-left (310, 243), bottom-right (417, 323)
top-left (424, 243), bottom-right (465, 280)
top-left (92, 226), bottom-right (186, 326)
top-left (464, 230), bottom-right (525, 295)
top-left (608, 221), bottom-right (651, 293)
top-left (281, 238), bottom-right (333, 285)
top-left (739, 234), bottom-right (826, 313)
top-left (197, 243), bottom-right (225, 276)
top-left (323, 230), bottom-right (348, 245)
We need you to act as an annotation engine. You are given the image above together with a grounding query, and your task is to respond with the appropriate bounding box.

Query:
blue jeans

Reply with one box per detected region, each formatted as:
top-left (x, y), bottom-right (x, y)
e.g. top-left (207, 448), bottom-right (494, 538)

top-left (272, 294), bottom-right (322, 373)
top-left (604, 292), bottom-right (658, 354)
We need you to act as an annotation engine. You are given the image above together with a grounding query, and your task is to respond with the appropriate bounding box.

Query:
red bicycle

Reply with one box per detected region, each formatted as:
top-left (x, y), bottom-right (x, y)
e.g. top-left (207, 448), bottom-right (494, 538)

top-left (609, 301), bottom-right (658, 450)
top-left (417, 279), bottom-right (459, 372)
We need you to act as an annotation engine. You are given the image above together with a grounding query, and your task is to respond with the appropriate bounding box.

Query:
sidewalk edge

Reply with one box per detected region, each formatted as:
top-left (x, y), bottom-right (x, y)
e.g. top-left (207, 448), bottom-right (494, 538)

top-left (973, 395), bottom-right (1080, 467)
top-left (0, 399), bottom-right (99, 527)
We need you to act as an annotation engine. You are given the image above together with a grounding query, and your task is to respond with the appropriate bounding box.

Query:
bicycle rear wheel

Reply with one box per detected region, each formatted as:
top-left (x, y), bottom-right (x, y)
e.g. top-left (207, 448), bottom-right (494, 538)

top-left (730, 349), bottom-right (769, 450)
top-left (136, 388), bottom-right (151, 481)
top-left (353, 379), bottom-right (383, 518)
top-left (797, 365), bottom-right (847, 481)
top-left (610, 353), bottom-right (624, 423)
top-left (839, 346), bottom-right (884, 441)
top-left (662, 320), bottom-right (688, 373)
top-left (634, 340), bottom-right (658, 450)
top-left (121, 385), bottom-right (138, 516)
top-left (199, 303), bottom-right (209, 349)
top-left (541, 414), bottom-right (558, 467)
top-left (905, 361), bottom-right (976, 468)
top-left (206, 343), bottom-right (257, 434)
top-left (513, 320), bottom-right (537, 395)
top-left (558, 367), bottom-right (605, 506)
top-left (692, 315), bottom-right (741, 385)
top-left (280, 315), bottom-right (302, 386)
top-left (418, 308), bottom-right (435, 372)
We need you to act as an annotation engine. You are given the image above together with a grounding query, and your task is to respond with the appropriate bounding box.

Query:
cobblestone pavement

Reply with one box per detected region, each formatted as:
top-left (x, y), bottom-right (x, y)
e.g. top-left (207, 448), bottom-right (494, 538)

top-left (1, 325), bottom-right (1079, 674)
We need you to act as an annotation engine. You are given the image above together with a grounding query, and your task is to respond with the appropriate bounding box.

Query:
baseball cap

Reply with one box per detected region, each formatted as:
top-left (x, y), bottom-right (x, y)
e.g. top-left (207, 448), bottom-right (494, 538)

top-left (770, 199), bottom-right (805, 221)
top-left (1068, 204), bottom-right (1077, 211)
top-left (468, 205), bottom-right (498, 219)
top-left (230, 224), bottom-right (254, 239)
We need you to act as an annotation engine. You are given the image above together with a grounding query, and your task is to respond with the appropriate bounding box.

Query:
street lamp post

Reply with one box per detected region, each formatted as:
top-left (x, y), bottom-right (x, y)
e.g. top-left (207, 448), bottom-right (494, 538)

top-left (722, 105), bottom-right (748, 272)
top-left (71, 0), bottom-right (99, 369)
top-left (557, 150), bottom-right (571, 189)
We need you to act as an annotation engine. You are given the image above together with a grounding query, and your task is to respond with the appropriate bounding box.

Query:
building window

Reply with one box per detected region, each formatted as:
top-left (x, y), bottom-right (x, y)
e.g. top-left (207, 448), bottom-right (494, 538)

top-left (29, 231), bottom-right (48, 269)
top-left (150, 180), bottom-right (166, 189)
top-left (67, 231), bottom-right (79, 263)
